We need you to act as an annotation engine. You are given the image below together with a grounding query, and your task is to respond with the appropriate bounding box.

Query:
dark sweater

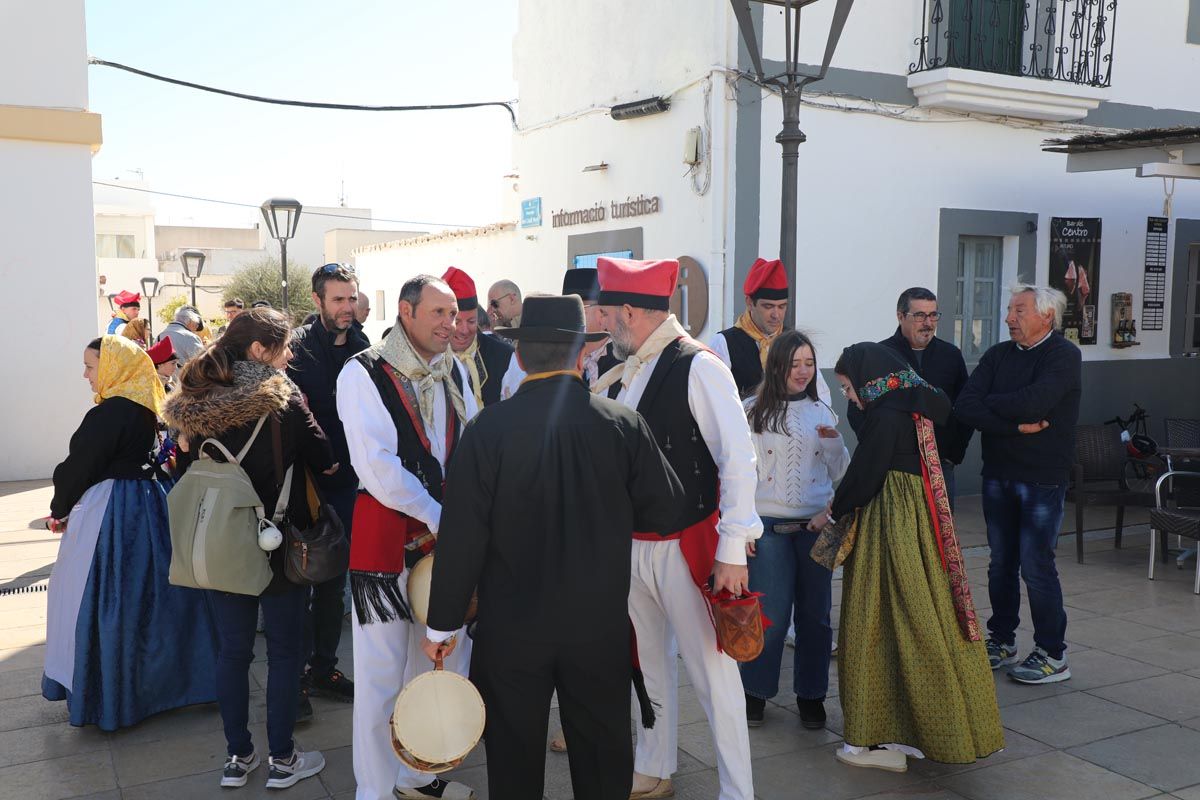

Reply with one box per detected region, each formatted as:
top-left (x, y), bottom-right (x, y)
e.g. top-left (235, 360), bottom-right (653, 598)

top-left (954, 331), bottom-right (1081, 486)
top-left (51, 397), bottom-right (158, 519)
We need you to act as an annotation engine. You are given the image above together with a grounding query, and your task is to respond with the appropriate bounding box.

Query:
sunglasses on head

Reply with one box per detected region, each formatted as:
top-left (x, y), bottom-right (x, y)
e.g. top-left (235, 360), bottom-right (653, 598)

top-left (317, 263), bottom-right (355, 276)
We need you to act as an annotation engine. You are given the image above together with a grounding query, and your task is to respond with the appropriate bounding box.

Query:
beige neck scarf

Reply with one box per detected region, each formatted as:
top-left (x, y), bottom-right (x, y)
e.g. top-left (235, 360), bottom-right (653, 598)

top-left (454, 336), bottom-right (487, 409)
top-left (378, 321), bottom-right (467, 429)
top-left (592, 314), bottom-right (688, 395)
top-left (733, 309), bottom-right (778, 370)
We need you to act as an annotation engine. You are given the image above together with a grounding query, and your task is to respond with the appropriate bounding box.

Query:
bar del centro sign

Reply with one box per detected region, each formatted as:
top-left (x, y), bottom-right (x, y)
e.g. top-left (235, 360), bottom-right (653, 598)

top-left (551, 195), bottom-right (662, 228)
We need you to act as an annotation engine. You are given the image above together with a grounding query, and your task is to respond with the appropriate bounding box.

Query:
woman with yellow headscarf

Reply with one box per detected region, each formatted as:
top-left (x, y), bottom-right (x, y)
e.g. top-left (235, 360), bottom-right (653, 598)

top-left (41, 335), bottom-right (217, 731)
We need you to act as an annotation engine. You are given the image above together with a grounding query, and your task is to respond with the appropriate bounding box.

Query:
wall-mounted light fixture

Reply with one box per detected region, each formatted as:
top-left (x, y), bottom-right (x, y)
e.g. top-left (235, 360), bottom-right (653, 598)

top-left (610, 97), bottom-right (670, 121)
top-left (582, 162), bottom-right (609, 173)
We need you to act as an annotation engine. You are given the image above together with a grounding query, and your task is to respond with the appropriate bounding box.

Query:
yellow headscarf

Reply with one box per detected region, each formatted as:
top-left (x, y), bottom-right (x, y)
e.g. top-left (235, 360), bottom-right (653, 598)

top-left (94, 335), bottom-right (166, 416)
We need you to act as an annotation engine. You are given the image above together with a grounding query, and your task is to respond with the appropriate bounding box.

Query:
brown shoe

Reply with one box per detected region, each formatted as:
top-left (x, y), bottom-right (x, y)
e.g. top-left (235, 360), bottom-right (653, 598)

top-left (629, 778), bottom-right (674, 799)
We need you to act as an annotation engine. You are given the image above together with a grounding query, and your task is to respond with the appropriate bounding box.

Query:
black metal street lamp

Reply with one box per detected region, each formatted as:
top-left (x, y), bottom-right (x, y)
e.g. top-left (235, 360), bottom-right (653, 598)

top-left (260, 198), bottom-right (303, 313)
top-left (140, 276), bottom-right (160, 338)
top-left (180, 249), bottom-right (206, 308)
top-left (729, 0), bottom-right (854, 314)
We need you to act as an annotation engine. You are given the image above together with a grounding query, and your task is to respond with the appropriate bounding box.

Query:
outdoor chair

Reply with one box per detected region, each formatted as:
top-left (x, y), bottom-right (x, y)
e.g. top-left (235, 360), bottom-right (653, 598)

top-left (1164, 418), bottom-right (1200, 469)
top-left (1148, 471), bottom-right (1200, 593)
top-left (1068, 424), bottom-right (1155, 564)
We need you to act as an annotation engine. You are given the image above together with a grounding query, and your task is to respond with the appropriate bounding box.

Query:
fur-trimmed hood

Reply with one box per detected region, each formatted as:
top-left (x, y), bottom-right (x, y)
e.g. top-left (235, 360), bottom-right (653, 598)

top-left (163, 361), bottom-right (294, 441)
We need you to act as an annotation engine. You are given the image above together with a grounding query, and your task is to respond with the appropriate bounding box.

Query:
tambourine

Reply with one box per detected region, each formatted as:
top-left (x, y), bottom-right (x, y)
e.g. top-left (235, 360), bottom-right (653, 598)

top-left (389, 660), bottom-right (485, 773)
top-left (407, 554), bottom-right (478, 626)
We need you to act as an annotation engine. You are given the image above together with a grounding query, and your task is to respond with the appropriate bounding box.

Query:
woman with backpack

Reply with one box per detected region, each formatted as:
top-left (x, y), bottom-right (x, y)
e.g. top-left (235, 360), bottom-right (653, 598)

top-left (164, 308), bottom-right (337, 791)
top-left (42, 335), bottom-right (217, 730)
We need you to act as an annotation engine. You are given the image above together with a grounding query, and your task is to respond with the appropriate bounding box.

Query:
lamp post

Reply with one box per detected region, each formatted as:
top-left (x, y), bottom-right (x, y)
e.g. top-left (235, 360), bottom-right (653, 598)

top-left (260, 198), bottom-right (303, 313)
top-left (179, 249), bottom-right (206, 308)
top-left (729, 0), bottom-right (854, 313)
top-left (140, 276), bottom-right (160, 338)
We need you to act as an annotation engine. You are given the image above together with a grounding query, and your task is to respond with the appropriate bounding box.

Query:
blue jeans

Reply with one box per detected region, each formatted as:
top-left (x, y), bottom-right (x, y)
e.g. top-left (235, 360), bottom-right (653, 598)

top-left (982, 478), bottom-right (1068, 659)
top-left (209, 586), bottom-right (307, 759)
top-left (740, 517), bottom-right (832, 701)
top-left (305, 484), bottom-right (356, 677)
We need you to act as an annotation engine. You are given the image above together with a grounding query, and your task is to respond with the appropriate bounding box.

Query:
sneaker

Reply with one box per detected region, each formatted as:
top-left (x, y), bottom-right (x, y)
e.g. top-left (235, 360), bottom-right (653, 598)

top-left (745, 694), bottom-right (765, 727)
top-left (1009, 648), bottom-right (1071, 684)
top-left (306, 668), bottom-right (354, 702)
top-left (393, 778), bottom-right (476, 799)
top-left (265, 749), bottom-right (325, 789)
top-left (295, 688), bottom-right (313, 724)
top-left (835, 747), bottom-right (907, 773)
top-left (797, 697), bottom-right (826, 730)
top-left (985, 637), bottom-right (1019, 670)
top-left (220, 752), bottom-right (260, 788)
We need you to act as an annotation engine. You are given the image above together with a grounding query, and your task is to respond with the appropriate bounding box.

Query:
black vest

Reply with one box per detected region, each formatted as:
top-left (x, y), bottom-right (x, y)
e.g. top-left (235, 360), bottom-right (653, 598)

top-left (355, 350), bottom-right (463, 516)
top-left (475, 333), bottom-right (514, 407)
top-left (636, 339), bottom-right (719, 534)
top-left (719, 326), bottom-right (762, 398)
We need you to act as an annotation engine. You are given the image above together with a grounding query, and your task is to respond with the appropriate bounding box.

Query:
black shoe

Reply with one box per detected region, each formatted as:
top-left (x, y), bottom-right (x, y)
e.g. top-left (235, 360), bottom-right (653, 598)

top-left (797, 697), bottom-right (826, 730)
top-left (307, 668), bottom-right (355, 702)
top-left (296, 688), bottom-right (313, 724)
top-left (745, 694), bottom-right (765, 727)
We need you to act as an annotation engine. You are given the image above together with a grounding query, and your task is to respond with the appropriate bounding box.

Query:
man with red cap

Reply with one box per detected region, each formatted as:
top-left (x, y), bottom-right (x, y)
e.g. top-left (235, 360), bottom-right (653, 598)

top-left (442, 267), bottom-right (519, 407)
top-left (593, 257), bottom-right (760, 800)
top-left (106, 290), bottom-right (141, 335)
top-left (711, 258), bottom-right (831, 403)
top-left (147, 337), bottom-right (179, 390)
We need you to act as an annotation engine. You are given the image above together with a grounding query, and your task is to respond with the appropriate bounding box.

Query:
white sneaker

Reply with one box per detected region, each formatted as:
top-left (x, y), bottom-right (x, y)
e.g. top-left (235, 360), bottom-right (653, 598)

top-left (265, 749), bottom-right (325, 789)
top-left (835, 747), bottom-right (907, 772)
top-left (394, 778), bottom-right (476, 799)
top-left (220, 752), bottom-right (260, 787)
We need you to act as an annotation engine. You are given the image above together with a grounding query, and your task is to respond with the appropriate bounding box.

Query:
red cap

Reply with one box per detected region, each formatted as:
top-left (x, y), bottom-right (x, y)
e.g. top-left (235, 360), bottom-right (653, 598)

top-left (596, 258), bottom-right (678, 310)
top-left (146, 337), bottom-right (176, 365)
top-left (441, 267), bottom-right (478, 311)
top-left (113, 290), bottom-right (141, 307)
top-left (743, 258), bottom-right (788, 300)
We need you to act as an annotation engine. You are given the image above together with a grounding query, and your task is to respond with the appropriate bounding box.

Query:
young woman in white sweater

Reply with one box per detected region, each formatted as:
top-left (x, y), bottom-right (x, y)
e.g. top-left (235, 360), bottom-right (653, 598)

top-left (741, 330), bottom-right (850, 730)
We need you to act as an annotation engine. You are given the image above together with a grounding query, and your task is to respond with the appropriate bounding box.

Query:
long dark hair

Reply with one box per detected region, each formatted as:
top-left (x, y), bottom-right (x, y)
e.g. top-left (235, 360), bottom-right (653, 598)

top-left (178, 308), bottom-right (291, 393)
top-left (748, 330), bottom-right (819, 435)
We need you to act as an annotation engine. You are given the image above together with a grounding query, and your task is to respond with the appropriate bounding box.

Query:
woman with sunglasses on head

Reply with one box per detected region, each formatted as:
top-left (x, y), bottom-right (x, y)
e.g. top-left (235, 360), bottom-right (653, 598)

top-left (823, 342), bottom-right (1002, 773)
top-left (740, 330), bottom-right (848, 732)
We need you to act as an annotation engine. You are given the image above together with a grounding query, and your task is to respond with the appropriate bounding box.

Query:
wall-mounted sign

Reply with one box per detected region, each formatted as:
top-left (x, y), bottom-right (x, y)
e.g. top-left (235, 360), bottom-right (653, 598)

top-left (552, 195), bottom-right (662, 228)
top-left (1141, 216), bottom-right (1167, 331)
top-left (1049, 217), bottom-right (1102, 345)
top-left (521, 197), bottom-right (542, 228)
top-left (670, 256), bottom-right (709, 335)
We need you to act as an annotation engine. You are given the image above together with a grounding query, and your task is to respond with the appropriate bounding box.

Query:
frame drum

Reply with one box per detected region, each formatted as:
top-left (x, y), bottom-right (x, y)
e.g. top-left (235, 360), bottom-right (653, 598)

top-left (389, 665), bottom-right (485, 773)
top-left (406, 553), bottom-right (477, 626)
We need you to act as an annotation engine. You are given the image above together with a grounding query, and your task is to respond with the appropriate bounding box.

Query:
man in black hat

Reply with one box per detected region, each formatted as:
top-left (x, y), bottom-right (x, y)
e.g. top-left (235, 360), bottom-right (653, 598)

top-left (422, 295), bottom-right (684, 800)
top-left (562, 268), bottom-right (623, 395)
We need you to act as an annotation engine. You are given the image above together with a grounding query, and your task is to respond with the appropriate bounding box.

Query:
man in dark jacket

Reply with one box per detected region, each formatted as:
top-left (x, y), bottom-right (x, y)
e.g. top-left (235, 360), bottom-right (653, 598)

top-left (423, 295), bottom-right (684, 800)
top-left (287, 263), bottom-right (370, 703)
top-left (848, 287), bottom-right (972, 506)
top-left (956, 284), bottom-right (1080, 687)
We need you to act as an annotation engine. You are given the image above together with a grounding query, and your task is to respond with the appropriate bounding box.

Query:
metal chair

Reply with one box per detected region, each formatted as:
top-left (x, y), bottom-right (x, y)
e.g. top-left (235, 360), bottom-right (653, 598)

top-left (1068, 424), bottom-right (1155, 563)
top-left (1148, 471), bottom-right (1200, 593)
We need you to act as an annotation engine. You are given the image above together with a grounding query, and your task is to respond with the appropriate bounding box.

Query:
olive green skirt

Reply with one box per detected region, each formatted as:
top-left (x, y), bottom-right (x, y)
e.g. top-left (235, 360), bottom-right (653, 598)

top-left (838, 470), bottom-right (1004, 763)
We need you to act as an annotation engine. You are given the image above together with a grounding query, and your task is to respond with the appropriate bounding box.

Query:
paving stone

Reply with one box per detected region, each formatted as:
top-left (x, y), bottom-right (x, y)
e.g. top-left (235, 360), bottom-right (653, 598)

top-left (1171, 784), bottom-right (1200, 800)
top-left (938, 750), bottom-right (1160, 800)
top-left (853, 786), bottom-right (968, 800)
top-left (105, 700), bottom-right (229, 746)
top-left (294, 705), bottom-right (354, 753)
top-left (0, 721), bottom-right (109, 769)
top-left (314, 744), bottom-right (354, 795)
top-left (1069, 724), bottom-right (1200, 792)
top-left (0, 665), bottom-right (45, 701)
top-left (1115, 601), bottom-right (1200, 633)
top-left (908, 727), bottom-right (1052, 779)
top-left (0, 644), bottom-right (46, 673)
top-left (1106, 633), bottom-right (1200, 672)
top-left (119, 766), bottom-right (331, 800)
top-left (0, 692), bottom-right (70, 733)
top-left (110, 723), bottom-right (269, 787)
top-left (1089, 673), bottom-right (1200, 721)
top-left (752, 745), bottom-right (923, 800)
top-left (1045, 648), bottom-right (1170, 692)
top-left (1065, 615), bottom-right (1175, 649)
top-left (0, 749), bottom-right (115, 800)
top-left (1000, 692), bottom-right (1162, 748)
top-left (992, 668), bottom-right (1079, 707)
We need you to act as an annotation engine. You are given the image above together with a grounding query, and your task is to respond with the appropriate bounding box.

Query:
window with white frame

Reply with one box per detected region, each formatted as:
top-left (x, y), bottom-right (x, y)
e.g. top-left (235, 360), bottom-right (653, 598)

top-left (96, 234), bottom-right (136, 259)
top-left (955, 235), bottom-right (1002, 361)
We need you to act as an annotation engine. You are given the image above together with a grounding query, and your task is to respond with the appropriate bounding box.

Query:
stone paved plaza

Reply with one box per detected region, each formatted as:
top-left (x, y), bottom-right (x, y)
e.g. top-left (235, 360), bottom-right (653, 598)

top-left (4, 479), bottom-right (1200, 800)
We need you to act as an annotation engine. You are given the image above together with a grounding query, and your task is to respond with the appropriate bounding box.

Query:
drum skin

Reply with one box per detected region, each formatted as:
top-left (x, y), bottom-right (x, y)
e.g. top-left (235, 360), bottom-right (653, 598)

top-left (390, 669), bottom-right (485, 773)
top-left (406, 553), bottom-right (478, 627)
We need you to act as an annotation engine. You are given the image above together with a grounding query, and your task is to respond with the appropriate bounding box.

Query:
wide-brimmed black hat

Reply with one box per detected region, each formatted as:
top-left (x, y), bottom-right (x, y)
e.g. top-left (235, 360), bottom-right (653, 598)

top-left (561, 267), bottom-right (600, 302)
top-left (495, 294), bottom-right (608, 343)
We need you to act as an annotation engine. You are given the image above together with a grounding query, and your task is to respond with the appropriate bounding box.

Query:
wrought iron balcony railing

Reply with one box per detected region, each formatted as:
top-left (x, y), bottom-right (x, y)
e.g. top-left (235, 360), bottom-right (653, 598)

top-left (909, 0), bottom-right (1117, 88)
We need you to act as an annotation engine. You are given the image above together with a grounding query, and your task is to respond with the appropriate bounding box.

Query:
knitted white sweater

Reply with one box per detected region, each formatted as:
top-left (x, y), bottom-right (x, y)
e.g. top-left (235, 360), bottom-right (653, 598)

top-left (748, 398), bottom-right (850, 519)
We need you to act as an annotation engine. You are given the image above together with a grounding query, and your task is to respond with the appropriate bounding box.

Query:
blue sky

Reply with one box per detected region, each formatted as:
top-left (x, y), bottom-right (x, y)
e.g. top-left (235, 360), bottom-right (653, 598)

top-left (86, 0), bottom-right (519, 230)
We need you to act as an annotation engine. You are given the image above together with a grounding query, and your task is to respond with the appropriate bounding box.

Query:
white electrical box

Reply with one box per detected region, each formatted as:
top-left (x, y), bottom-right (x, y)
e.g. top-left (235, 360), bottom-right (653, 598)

top-left (683, 127), bottom-right (702, 165)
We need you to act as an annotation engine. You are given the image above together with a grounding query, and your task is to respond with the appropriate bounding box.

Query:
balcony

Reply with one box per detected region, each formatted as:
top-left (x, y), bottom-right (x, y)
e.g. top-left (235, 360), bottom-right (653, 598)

top-left (907, 0), bottom-right (1117, 122)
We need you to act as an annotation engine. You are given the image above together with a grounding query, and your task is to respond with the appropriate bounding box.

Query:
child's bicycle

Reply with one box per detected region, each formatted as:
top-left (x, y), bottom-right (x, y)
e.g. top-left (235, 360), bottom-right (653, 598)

top-left (1103, 404), bottom-right (1167, 495)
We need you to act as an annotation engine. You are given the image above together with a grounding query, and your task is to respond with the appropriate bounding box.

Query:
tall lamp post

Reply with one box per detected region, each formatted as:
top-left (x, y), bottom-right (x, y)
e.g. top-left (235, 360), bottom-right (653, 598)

top-left (729, 0), bottom-right (854, 313)
top-left (140, 276), bottom-right (160, 338)
top-left (260, 198), bottom-right (303, 313)
top-left (180, 249), bottom-right (206, 308)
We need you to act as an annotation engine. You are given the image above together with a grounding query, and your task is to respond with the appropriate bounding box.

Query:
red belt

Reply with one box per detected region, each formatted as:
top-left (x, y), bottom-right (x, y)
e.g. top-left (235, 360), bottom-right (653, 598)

top-left (633, 511), bottom-right (719, 591)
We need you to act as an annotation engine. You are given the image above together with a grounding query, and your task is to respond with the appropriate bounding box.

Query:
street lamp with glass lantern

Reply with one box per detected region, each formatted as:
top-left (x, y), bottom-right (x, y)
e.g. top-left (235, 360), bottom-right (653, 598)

top-left (179, 249), bottom-right (206, 308)
top-left (729, 0), bottom-right (854, 315)
top-left (140, 276), bottom-right (161, 338)
top-left (259, 198), bottom-right (303, 313)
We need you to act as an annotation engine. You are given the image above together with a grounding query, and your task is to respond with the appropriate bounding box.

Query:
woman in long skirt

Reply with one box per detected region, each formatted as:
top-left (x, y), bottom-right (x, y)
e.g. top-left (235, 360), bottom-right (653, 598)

top-left (42, 335), bottom-right (217, 730)
top-left (823, 342), bottom-right (1003, 772)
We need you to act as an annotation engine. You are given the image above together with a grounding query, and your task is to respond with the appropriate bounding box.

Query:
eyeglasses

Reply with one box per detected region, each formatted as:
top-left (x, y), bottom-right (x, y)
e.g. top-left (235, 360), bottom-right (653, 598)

top-left (489, 292), bottom-right (516, 309)
top-left (904, 311), bottom-right (942, 322)
top-left (317, 263), bottom-right (355, 275)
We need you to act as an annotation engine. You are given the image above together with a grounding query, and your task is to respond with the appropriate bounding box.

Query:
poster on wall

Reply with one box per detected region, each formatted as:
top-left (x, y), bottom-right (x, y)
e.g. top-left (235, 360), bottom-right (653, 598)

top-left (1049, 217), bottom-right (1103, 345)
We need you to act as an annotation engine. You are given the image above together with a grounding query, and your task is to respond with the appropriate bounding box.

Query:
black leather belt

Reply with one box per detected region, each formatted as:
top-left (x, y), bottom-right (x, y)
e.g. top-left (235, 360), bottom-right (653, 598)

top-left (772, 519), bottom-right (811, 534)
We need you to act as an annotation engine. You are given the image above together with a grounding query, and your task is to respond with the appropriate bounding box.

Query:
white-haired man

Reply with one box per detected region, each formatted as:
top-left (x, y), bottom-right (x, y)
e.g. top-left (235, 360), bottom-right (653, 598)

top-left (156, 305), bottom-right (205, 363)
top-left (955, 284), bottom-right (1080, 686)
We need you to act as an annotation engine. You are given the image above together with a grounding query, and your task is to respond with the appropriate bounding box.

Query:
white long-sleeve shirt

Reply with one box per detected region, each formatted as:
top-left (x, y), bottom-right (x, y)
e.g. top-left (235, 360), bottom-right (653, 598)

top-left (616, 347), bottom-right (763, 566)
top-left (710, 332), bottom-right (833, 405)
top-left (336, 354), bottom-right (478, 534)
top-left (498, 353), bottom-right (526, 401)
top-left (746, 397), bottom-right (849, 519)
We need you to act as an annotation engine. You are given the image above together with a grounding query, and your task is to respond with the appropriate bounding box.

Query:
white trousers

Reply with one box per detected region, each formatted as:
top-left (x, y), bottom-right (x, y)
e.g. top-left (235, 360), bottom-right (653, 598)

top-left (630, 539), bottom-right (753, 800)
top-left (351, 580), bottom-right (471, 800)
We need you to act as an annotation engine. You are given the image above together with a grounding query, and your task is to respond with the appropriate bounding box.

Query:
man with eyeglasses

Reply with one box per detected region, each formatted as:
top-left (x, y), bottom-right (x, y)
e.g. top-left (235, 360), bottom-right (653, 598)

top-left (487, 279), bottom-right (523, 327)
top-left (847, 286), bottom-right (972, 507)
